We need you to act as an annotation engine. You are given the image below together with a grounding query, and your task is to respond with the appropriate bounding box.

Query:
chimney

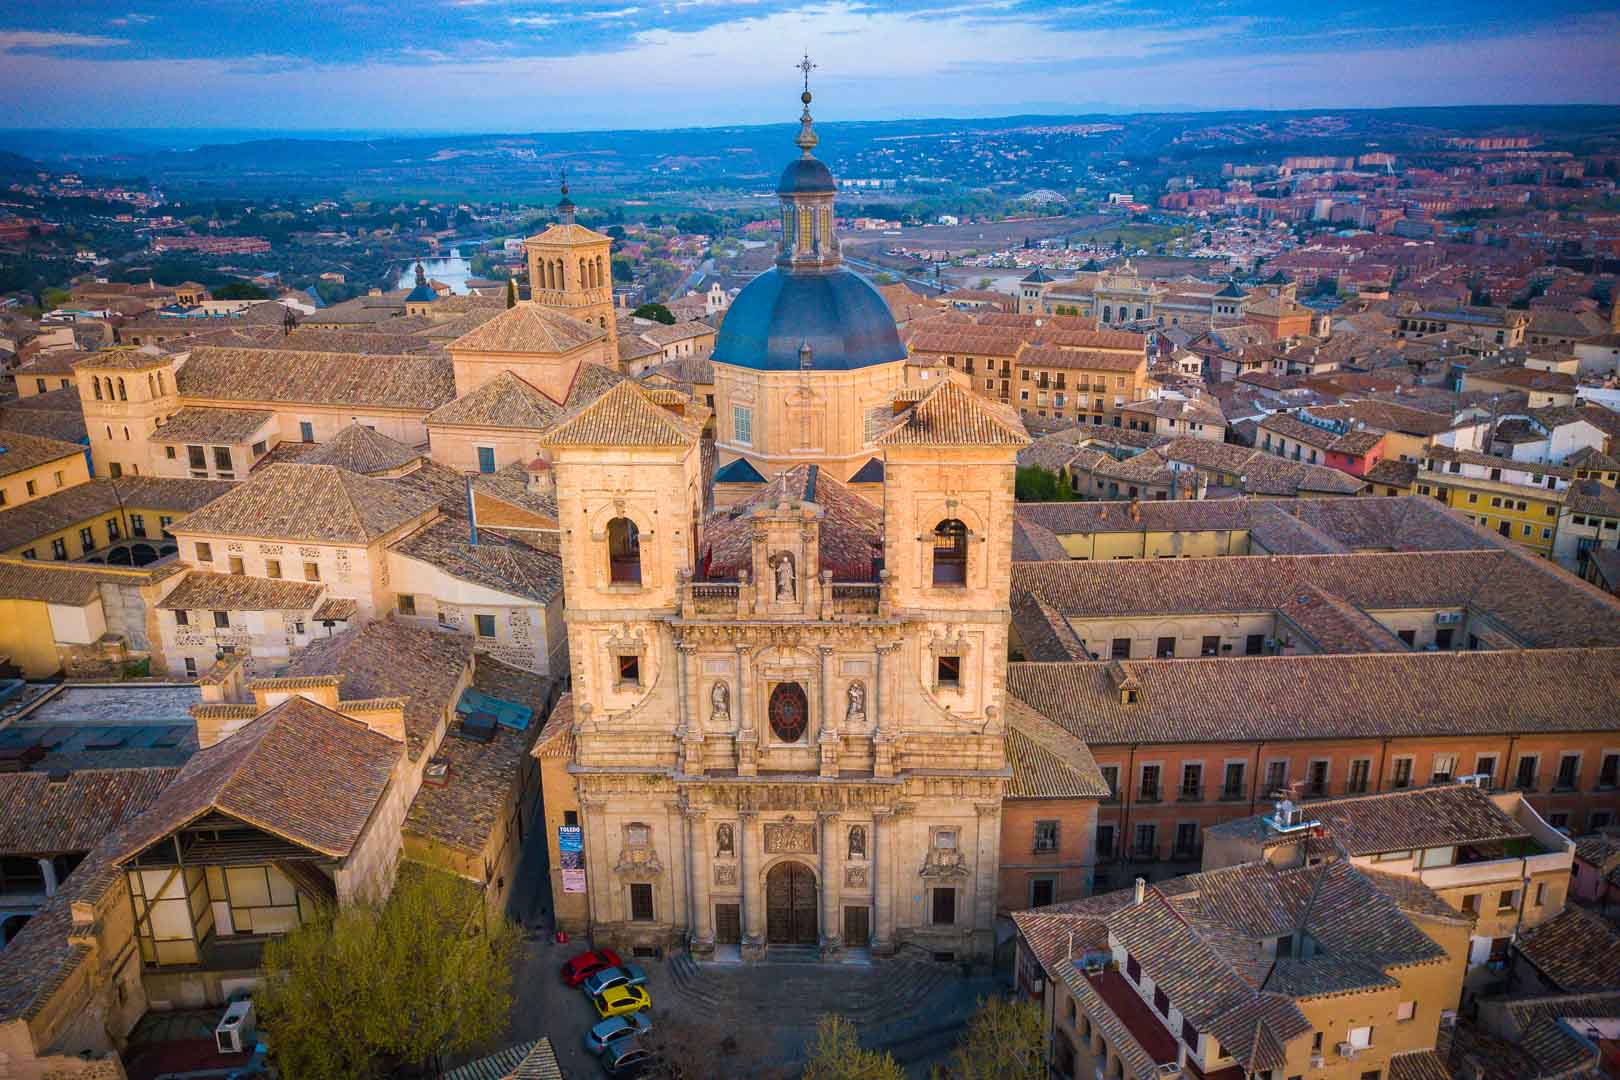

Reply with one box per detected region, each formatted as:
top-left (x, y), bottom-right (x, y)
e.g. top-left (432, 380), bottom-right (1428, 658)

top-left (527, 456), bottom-right (555, 499)
top-left (1133, 877), bottom-right (1146, 905)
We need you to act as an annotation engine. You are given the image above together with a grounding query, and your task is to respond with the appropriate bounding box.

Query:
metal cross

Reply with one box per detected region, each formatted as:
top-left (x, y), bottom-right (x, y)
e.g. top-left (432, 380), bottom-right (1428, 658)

top-left (797, 53), bottom-right (816, 94)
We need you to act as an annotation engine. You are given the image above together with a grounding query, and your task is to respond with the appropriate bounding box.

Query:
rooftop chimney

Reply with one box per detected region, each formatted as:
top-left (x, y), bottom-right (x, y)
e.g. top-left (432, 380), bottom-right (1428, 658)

top-left (527, 457), bottom-right (555, 500)
top-left (1133, 877), bottom-right (1146, 905)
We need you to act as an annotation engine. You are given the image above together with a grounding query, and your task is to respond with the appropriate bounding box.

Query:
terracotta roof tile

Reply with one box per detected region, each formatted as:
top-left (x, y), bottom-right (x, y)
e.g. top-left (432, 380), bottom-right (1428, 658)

top-left (427, 370), bottom-right (564, 429)
top-left (0, 767), bottom-right (176, 857)
top-left (0, 430), bottom-right (87, 478)
top-left (177, 346), bottom-right (456, 411)
top-left (876, 379), bottom-right (1029, 447)
top-left (448, 302), bottom-right (604, 355)
top-left (0, 476), bottom-right (233, 553)
top-left (1514, 905), bottom-right (1620, 993)
top-left (392, 517), bottom-right (562, 604)
top-left (1004, 698), bottom-right (1109, 799)
top-left (701, 464), bottom-right (882, 582)
top-left (157, 570), bottom-right (324, 612)
top-left (539, 378), bottom-right (701, 448)
top-left (297, 423), bottom-right (424, 474)
top-left (173, 462), bottom-right (437, 543)
top-left (149, 407), bottom-right (274, 444)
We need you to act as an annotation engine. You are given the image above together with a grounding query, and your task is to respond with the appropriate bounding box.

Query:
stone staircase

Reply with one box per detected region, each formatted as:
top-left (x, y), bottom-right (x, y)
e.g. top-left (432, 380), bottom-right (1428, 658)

top-left (666, 950), bottom-right (951, 1029)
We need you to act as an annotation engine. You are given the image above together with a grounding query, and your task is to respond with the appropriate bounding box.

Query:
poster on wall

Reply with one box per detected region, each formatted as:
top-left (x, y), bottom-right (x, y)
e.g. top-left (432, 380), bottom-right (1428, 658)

top-left (558, 825), bottom-right (583, 852)
top-left (562, 868), bottom-right (587, 893)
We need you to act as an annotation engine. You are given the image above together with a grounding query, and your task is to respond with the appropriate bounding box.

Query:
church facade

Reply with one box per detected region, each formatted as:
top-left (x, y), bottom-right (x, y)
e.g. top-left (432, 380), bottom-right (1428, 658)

top-left (539, 86), bottom-right (1030, 964)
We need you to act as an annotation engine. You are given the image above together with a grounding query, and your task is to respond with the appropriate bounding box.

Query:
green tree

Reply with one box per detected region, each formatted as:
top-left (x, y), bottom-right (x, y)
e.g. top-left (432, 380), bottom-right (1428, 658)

top-left (634, 301), bottom-right (676, 325)
top-left (801, 1015), bottom-right (904, 1080)
top-left (257, 865), bottom-right (518, 1079)
top-left (612, 255), bottom-right (636, 284)
top-left (212, 281), bottom-right (269, 301)
top-left (40, 286), bottom-right (73, 309)
top-left (931, 996), bottom-right (1045, 1080)
top-left (505, 278), bottom-right (517, 308)
top-left (1016, 466), bottom-right (1078, 503)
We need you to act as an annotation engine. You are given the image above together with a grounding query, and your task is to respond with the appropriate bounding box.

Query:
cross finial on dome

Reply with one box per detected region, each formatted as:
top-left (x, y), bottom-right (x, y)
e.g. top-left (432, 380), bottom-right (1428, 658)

top-left (414, 261), bottom-right (427, 288)
top-left (794, 53), bottom-right (819, 157)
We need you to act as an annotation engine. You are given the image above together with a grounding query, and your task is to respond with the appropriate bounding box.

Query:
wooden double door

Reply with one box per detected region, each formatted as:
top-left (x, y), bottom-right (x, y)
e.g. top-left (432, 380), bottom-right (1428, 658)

top-left (765, 861), bottom-right (818, 945)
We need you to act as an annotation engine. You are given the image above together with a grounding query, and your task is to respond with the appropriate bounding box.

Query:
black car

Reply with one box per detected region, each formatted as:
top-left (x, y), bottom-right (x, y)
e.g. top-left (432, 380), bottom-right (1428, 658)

top-left (602, 1045), bottom-right (680, 1078)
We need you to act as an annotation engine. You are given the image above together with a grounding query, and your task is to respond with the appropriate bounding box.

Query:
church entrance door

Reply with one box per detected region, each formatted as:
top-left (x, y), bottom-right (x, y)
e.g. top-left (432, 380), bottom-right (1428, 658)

top-left (765, 861), bottom-right (817, 945)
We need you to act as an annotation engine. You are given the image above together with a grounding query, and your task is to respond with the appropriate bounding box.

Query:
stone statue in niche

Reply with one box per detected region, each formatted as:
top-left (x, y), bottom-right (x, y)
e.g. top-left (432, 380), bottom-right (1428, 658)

top-left (710, 681), bottom-right (730, 724)
top-left (846, 680), bottom-right (866, 724)
top-left (772, 552), bottom-right (796, 601)
top-left (847, 825), bottom-right (867, 860)
top-left (716, 823), bottom-right (734, 857)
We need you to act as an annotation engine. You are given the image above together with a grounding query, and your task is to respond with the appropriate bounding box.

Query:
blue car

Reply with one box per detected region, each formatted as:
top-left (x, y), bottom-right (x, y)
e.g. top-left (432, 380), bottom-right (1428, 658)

top-left (582, 963), bottom-right (648, 997)
top-left (585, 1011), bottom-right (653, 1055)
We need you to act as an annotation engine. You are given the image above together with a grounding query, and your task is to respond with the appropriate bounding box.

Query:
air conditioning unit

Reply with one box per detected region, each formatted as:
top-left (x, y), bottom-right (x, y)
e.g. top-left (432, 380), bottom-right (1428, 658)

top-left (1311, 1054), bottom-right (1326, 1069)
top-left (215, 999), bottom-right (256, 1054)
top-left (1337, 1041), bottom-right (1358, 1059)
top-left (1457, 773), bottom-right (1490, 788)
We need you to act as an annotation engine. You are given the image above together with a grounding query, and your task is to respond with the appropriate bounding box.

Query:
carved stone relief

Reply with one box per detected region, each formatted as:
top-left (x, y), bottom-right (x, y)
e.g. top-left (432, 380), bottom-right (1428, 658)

top-left (763, 816), bottom-right (816, 854)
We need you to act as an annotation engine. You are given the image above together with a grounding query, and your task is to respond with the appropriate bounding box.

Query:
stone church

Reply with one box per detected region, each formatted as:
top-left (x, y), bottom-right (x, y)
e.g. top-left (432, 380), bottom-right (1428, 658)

top-left (538, 82), bottom-right (1030, 964)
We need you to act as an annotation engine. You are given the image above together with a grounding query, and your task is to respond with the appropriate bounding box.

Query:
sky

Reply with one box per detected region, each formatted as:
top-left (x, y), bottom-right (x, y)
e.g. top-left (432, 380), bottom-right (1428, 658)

top-left (1, 0), bottom-right (1618, 132)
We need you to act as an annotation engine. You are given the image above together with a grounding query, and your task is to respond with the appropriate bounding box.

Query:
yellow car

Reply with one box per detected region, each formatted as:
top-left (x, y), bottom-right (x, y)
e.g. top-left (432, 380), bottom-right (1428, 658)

top-left (594, 983), bottom-right (651, 1019)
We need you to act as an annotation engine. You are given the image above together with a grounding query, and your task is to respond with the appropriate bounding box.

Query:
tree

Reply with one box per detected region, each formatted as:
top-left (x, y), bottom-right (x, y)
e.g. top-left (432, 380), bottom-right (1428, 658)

top-left (257, 865), bottom-right (518, 1079)
top-left (931, 996), bottom-right (1044, 1080)
top-left (977, 277), bottom-right (993, 290)
top-left (505, 278), bottom-right (517, 308)
top-left (40, 286), bottom-right (72, 310)
top-left (1016, 466), bottom-right (1079, 503)
top-left (634, 301), bottom-right (676, 325)
top-left (801, 1015), bottom-right (904, 1080)
top-left (212, 281), bottom-right (269, 301)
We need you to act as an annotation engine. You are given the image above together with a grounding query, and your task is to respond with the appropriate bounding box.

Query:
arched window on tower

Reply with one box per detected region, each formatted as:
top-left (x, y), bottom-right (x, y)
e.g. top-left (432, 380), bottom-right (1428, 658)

top-left (607, 517), bottom-right (641, 585)
top-left (597, 255), bottom-right (606, 287)
top-left (932, 519), bottom-right (968, 587)
top-left (1102, 306), bottom-right (1112, 325)
top-left (579, 259), bottom-right (587, 288)
top-left (117, 378), bottom-right (127, 401)
top-left (158, 372), bottom-right (166, 395)
top-left (148, 374), bottom-right (156, 397)
top-left (92, 378), bottom-right (103, 401)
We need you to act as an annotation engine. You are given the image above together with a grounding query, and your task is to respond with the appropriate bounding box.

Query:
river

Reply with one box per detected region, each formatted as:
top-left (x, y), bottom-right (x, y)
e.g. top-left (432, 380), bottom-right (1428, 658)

top-left (395, 250), bottom-right (476, 295)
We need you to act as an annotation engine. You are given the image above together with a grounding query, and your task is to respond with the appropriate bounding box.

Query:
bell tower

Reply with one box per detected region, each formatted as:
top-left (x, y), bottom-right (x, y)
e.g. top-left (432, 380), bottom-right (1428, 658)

top-left (524, 174), bottom-right (618, 349)
top-left (777, 55), bottom-right (839, 272)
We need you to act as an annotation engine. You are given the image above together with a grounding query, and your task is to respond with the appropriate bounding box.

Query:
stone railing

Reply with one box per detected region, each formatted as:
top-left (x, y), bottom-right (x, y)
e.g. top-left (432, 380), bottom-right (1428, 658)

top-left (829, 583), bottom-right (881, 616)
top-left (688, 582), bottom-right (741, 616)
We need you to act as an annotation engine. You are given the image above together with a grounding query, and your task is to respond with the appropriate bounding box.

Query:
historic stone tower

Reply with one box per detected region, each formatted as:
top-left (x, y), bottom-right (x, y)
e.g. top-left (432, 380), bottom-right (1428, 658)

top-left (75, 348), bottom-right (179, 479)
top-left (525, 178), bottom-right (617, 349)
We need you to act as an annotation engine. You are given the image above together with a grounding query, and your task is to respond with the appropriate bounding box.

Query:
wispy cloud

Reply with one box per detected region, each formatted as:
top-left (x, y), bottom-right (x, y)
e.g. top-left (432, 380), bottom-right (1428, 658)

top-left (107, 13), bottom-right (155, 27)
top-left (0, 30), bottom-right (128, 53)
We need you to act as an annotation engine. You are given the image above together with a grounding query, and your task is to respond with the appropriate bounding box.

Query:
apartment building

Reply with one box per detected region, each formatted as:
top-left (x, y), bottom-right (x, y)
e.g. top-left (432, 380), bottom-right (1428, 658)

top-left (1258, 411), bottom-right (1390, 477)
top-left (1416, 444), bottom-right (1570, 559)
top-left (0, 431), bottom-right (90, 509)
top-left (1012, 855), bottom-right (1466, 1080)
top-left (1395, 304), bottom-right (1528, 350)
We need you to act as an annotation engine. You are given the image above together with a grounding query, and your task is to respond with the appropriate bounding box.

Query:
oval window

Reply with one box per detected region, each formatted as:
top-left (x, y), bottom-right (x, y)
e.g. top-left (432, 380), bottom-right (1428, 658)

top-left (768, 682), bottom-right (809, 743)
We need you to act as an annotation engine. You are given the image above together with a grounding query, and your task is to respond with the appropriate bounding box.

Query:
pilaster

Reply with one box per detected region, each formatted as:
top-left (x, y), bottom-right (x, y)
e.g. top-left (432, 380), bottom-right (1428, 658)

top-left (871, 806), bottom-right (896, 955)
top-left (818, 810), bottom-right (842, 959)
top-left (739, 809), bottom-right (765, 959)
top-left (684, 804), bottom-right (714, 957)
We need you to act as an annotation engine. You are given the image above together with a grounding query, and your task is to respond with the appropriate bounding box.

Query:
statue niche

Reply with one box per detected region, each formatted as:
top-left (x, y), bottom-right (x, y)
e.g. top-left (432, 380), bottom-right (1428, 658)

top-left (711, 681), bottom-right (730, 724)
top-left (771, 551), bottom-right (797, 601)
top-left (845, 680), bottom-right (866, 724)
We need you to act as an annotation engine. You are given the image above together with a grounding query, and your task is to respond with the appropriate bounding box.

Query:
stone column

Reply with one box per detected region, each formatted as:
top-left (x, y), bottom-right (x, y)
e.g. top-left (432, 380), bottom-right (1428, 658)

top-left (739, 809), bottom-right (765, 959)
top-left (735, 645), bottom-right (757, 776)
top-left (817, 645), bottom-right (839, 777)
top-left (972, 802), bottom-right (1001, 967)
top-left (685, 805), bottom-right (714, 957)
top-left (818, 810), bottom-right (842, 959)
top-left (666, 803), bottom-right (688, 943)
top-left (677, 643), bottom-right (704, 775)
top-left (872, 806), bottom-right (896, 955)
top-left (580, 795), bottom-right (614, 934)
top-left (874, 643), bottom-right (901, 778)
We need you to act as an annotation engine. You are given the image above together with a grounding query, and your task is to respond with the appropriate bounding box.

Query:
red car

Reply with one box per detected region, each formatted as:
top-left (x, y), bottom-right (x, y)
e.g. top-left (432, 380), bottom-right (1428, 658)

top-left (561, 948), bottom-right (623, 988)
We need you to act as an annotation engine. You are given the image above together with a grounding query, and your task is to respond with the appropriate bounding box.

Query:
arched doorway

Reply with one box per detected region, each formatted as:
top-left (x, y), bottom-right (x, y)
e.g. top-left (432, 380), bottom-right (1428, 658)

top-left (765, 861), bottom-right (817, 945)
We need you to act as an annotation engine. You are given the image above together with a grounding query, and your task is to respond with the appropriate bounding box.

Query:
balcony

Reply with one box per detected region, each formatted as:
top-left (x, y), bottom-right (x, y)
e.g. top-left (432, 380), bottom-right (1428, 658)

top-left (1177, 786), bottom-right (1203, 803)
top-left (677, 575), bottom-right (890, 621)
top-left (1219, 787), bottom-right (1247, 802)
top-left (1138, 786), bottom-right (1161, 804)
top-left (688, 582), bottom-right (740, 615)
top-left (830, 583), bottom-right (881, 616)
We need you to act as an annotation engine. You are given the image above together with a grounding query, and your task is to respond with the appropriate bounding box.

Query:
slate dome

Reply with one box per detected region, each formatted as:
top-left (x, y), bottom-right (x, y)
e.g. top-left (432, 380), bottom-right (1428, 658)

top-left (778, 157), bottom-right (836, 195)
top-left (711, 266), bottom-right (906, 373)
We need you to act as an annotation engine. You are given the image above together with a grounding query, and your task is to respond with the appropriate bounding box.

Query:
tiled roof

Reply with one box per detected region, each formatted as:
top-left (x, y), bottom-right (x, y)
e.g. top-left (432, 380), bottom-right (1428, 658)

top-left (1574, 833), bottom-right (1620, 875)
top-left (172, 463), bottom-right (437, 543)
top-left (1514, 905), bottom-right (1620, 993)
top-left (1384, 1050), bottom-right (1453, 1080)
top-left (392, 517), bottom-right (562, 604)
top-left (157, 570), bottom-right (323, 612)
top-left (875, 379), bottom-right (1029, 447)
top-left (1364, 458), bottom-right (1419, 488)
top-left (404, 658), bottom-right (553, 859)
top-left (471, 463), bottom-right (558, 529)
top-left (1008, 649), bottom-right (1620, 745)
top-left (296, 423), bottom-right (424, 474)
top-left (1358, 867), bottom-right (1460, 922)
top-left (313, 597), bottom-right (358, 622)
top-left (1010, 518), bottom-right (1071, 562)
top-left (1029, 326), bottom-right (1146, 352)
top-left (448, 302), bottom-right (603, 355)
top-left (0, 559), bottom-right (161, 605)
top-left (533, 692), bottom-right (575, 759)
top-left (539, 378), bottom-right (701, 448)
top-left (111, 695), bottom-right (401, 862)
top-left (440, 1038), bottom-right (564, 1080)
top-left (906, 325), bottom-right (1027, 357)
top-left (1011, 592), bottom-right (1092, 661)
top-left (1004, 698), bottom-right (1109, 799)
top-left (427, 370), bottom-right (564, 429)
top-left (280, 618), bottom-right (473, 761)
top-left (149, 407), bottom-right (274, 444)
top-left (0, 430), bottom-right (87, 478)
top-left (702, 464), bottom-right (882, 582)
top-left (1010, 547), bottom-right (1620, 648)
top-left (0, 767), bottom-right (176, 857)
top-left (1213, 785), bottom-right (1527, 858)
top-left (1501, 991), bottom-right (1620, 1077)
top-left (1010, 890), bottom-right (1130, 976)
top-left (176, 346), bottom-right (456, 411)
top-left (0, 476), bottom-right (233, 553)
top-left (0, 391), bottom-right (88, 443)
top-left (70, 347), bottom-right (168, 371)
top-left (1017, 346), bottom-right (1144, 373)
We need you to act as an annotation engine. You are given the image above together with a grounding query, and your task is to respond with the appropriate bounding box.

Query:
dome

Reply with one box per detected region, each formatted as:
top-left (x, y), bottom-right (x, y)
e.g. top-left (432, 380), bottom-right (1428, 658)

top-left (778, 157), bottom-right (836, 195)
top-left (712, 266), bottom-right (906, 372)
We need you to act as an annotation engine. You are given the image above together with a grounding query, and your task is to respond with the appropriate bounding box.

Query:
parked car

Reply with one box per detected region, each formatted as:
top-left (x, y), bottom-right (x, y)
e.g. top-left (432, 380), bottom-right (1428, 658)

top-left (601, 1044), bottom-right (676, 1077)
top-left (586, 1012), bottom-right (653, 1055)
top-left (561, 948), bottom-right (623, 988)
top-left (581, 962), bottom-right (649, 997)
top-left (593, 983), bottom-right (652, 1019)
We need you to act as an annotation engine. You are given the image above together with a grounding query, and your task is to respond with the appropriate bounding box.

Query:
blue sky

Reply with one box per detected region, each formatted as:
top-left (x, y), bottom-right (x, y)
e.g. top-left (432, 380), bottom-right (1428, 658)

top-left (1, 1), bottom-right (1617, 131)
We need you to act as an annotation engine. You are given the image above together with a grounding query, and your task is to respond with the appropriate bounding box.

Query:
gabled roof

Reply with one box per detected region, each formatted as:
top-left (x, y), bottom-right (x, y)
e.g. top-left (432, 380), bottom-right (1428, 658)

top-left (297, 423), bottom-right (423, 474)
top-left (391, 518), bottom-right (562, 604)
top-left (177, 346), bottom-right (456, 411)
top-left (0, 430), bottom-right (87, 478)
top-left (702, 464), bottom-right (882, 583)
top-left (172, 462), bottom-right (437, 543)
top-left (1514, 905), bottom-right (1620, 993)
top-left (713, 456), bottom-right (766, 484)
top-left (846, 457), bottom-right (884, 484)
top-left (538, 378), bottom-right (701, 448)
top-left (448, 301), bottom-right (603, 355)
top-left (158, 570), bottom-right (323, 612)
top-left (0, 767), bottom-right (177, 857)
top-left (111, 695), bottom-right (401, 863)
top-left (427, 370), bottom-right (564, 430)
top-left (1004, 698), bottom-right (1109, 799)
top-left (876, 379), bottom-right (1029, 448)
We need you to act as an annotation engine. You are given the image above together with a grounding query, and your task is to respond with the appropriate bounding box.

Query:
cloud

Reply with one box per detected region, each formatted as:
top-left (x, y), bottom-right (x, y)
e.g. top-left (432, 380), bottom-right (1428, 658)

top-left (108, 13), bottom-right (155, 27)
top-left (0, 30), bottom-right (128, 53)
top-left (509, 15), bottom-right (558, 28)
